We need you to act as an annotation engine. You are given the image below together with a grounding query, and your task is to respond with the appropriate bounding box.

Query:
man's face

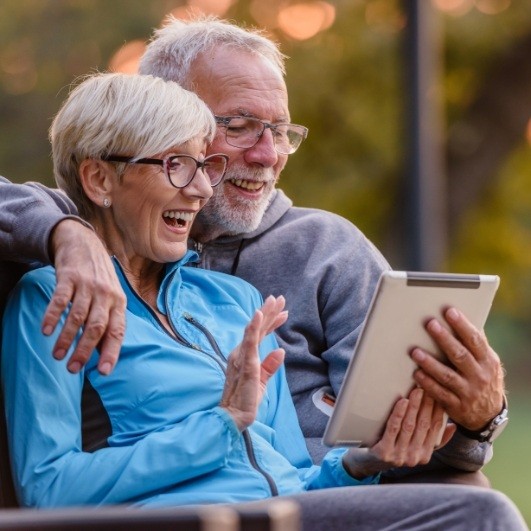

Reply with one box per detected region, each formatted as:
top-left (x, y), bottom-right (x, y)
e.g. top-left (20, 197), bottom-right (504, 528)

top-left (188, 47), bottom-right (290, 242)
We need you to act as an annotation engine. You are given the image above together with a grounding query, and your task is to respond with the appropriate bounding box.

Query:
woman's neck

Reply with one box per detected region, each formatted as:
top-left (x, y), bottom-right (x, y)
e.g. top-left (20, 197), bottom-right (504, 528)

top-left (117, 257), bottom-right (164, 308)
top-left (89, 214), bottom-right (164, 311)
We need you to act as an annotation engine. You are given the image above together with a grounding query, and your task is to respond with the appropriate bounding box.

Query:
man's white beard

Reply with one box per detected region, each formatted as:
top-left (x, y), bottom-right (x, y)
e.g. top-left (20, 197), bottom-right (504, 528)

top-left (196, 165), bottom-right (276, 238)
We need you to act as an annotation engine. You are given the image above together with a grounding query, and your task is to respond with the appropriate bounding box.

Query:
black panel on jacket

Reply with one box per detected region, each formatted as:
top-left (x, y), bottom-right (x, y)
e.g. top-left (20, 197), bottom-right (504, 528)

top-left (81, 377), bottom-right (111, 452)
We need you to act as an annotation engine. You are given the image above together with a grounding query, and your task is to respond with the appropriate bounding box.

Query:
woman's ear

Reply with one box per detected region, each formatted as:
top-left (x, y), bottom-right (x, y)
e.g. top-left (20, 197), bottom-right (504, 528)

top-left (79, 159), bottom-right (114, 208)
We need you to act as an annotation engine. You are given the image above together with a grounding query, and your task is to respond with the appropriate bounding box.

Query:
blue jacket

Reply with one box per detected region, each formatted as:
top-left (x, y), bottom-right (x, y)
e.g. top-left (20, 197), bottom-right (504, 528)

top-left (1, 251), bottom-right (377, 508)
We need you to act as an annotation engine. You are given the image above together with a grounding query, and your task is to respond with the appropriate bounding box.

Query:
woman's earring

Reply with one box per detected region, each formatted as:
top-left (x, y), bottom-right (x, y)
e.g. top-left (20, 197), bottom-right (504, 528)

top-left (103, 198), bottom-right (111, 208)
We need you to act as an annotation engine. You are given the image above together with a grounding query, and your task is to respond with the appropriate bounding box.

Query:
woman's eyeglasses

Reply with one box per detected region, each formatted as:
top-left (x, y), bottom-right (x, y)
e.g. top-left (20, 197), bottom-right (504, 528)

top-left (101, 153), bottom-right (229, 188)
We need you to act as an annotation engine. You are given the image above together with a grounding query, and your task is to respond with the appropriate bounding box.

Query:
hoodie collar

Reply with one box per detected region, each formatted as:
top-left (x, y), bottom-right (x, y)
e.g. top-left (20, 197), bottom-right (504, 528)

top-left (192, 188), bottom-right (293, 246)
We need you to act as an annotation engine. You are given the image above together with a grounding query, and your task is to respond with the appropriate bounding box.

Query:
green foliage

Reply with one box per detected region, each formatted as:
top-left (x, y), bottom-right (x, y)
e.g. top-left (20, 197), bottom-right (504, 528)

top-left (484, 389), bottom-right (531, 527)
top-left (451, 144), bottom-right (531, 318)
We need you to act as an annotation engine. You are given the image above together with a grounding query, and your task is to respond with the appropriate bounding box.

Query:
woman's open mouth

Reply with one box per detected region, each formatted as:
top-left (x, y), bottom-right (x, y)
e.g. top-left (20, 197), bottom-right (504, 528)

top-left (162, 210), bottom-right (194, 228)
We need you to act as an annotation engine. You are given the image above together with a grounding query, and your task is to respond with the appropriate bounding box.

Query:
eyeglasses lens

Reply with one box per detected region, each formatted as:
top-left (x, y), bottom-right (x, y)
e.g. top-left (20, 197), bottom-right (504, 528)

top-left (167, 155), bottom-right (226, 188)
top-left (223, 117), bottom-right (305, 155)
top-left (203, 156), bottom-right (227, 186)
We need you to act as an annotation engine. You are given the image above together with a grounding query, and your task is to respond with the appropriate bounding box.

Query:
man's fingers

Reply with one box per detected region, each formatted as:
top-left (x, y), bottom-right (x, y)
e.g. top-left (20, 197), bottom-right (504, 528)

top-left (46, 220), bottom-right (127, 373)
top-left (49, 287), bottom-right (92, 362)
top-left (411, 360), bottom-right (462, 410)
top-left (424, 318), bottom-right (478, 374)
top-left (41, 281), bottom-right (76, 337)
top-left (379, 397), bottom-right (409, 447)
top-left (66, 302), bottom-right (125, 374)
top-left (94, 307), bottom-right (126, 375)
top-left (259, 296), bottom-right (286, 336)
top-left (444, 308), bottom-right (491, 362)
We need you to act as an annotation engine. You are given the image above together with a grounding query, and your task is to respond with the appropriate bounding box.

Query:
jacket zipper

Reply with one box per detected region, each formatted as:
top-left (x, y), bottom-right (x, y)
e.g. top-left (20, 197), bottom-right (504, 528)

top-left (243, 430), bottom-right (279, 497)
top-left (114, 260), bottom-right (194, 348)
top-left (115, 258), bottom-right (279, 497)
top-left (183, 312), bottom-right (279, 497)
top-left (182, 313), bottom-right (227, 363)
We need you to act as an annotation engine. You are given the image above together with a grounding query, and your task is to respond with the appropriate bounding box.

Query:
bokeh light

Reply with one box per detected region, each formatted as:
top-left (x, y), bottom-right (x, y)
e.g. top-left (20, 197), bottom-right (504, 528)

top-left (526, 119), bottom-right (531, 146)
top-left (432, 0), bottom-right (474, 16)
top-left (364, 0), bottom-right (406, 34)
top-left (474, 0), bottom-right (511, 15)
top-left (0, 39), bottom-right (38, 95)
top-left (108, 40), bottom-right (145, 74)
top-left (170, 0), bottom-right (235, 20)
top-left (433, 0), bottom-right (511, 15)
top-left (277, 2), bottom-right (335, 41)
top-left (250, 0), bottom-right (284, 29)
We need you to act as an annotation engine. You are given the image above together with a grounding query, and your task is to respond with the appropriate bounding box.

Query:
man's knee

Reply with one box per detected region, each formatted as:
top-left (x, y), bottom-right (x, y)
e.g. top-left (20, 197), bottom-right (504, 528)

top-left (462, 488), bottom-right (528, 530)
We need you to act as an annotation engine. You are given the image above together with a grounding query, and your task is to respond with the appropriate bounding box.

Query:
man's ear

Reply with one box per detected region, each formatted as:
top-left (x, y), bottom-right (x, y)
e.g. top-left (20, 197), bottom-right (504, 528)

top-left (79, 159), bottom-right (114, 208)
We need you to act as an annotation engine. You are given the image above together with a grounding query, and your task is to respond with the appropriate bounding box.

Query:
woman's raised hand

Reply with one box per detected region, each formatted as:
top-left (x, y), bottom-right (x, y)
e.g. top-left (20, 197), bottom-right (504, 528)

top-left (220, 295), bottom-right (288, 431)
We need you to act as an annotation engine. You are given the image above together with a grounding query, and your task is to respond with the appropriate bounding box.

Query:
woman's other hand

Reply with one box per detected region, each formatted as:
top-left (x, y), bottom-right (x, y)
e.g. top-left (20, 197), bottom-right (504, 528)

top-left (342, 388), bottom-right (456, 479)
top-left (220, 295), bottom-right (288, 431)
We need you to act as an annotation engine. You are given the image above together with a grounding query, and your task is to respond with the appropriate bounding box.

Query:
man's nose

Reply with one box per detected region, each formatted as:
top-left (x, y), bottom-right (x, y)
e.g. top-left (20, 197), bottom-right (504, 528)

top-left (243, 127), bottom-right (279, 167)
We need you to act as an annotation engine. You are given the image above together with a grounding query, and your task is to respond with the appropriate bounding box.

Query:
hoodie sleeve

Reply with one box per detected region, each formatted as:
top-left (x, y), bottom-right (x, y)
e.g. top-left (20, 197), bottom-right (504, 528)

top-left (0, 176), bottom-right (90, 264)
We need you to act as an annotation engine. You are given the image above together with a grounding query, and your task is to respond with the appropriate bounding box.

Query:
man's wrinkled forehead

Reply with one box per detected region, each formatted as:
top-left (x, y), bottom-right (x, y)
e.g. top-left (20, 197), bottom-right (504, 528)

top-left (189, 47), bottom-right (289, 121)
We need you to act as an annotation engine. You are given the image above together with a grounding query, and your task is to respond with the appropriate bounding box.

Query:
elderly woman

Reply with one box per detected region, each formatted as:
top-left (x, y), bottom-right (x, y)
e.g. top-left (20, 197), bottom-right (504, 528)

top-left (1, 73), bottom-right (526, 530)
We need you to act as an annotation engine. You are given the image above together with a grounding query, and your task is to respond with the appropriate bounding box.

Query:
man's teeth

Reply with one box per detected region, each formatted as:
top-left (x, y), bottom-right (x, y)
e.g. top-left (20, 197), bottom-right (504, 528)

top-left (162, 211), bottom-right (194, 221)
top-left (230, 179), bottom-right (263, 191)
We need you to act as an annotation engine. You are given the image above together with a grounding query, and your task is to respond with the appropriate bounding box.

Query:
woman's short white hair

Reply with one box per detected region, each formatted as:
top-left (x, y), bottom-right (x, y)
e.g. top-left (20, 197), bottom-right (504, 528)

top-left (139, 15), bottom-right (286, 87)
top-left (50, 72), bottom-right (216, 218)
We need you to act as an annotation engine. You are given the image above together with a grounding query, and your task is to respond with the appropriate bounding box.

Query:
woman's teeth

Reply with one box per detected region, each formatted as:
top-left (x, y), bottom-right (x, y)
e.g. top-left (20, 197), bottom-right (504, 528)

top-left (162, 211), bottom-right (194, 222)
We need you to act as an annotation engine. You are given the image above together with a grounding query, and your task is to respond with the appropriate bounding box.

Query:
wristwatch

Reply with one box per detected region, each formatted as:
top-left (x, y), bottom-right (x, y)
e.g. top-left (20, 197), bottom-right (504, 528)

top-left (457, 401), bottom-right (509, 443)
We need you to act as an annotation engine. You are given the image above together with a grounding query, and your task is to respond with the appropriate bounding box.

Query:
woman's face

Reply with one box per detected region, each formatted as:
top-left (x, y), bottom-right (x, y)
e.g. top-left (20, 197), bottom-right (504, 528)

top-left (106, 136), bottom-right (213, 266)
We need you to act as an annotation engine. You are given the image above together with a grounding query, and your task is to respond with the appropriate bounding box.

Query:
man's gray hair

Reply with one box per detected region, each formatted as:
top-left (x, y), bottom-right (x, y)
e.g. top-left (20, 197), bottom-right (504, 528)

top-left (139, 15), bottom-right (287, 87)
top-left (50, 72), bottom-right (216, 218)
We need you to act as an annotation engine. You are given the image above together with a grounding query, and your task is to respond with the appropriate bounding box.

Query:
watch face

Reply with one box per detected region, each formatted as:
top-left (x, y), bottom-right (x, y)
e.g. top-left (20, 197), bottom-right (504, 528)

top-left (485, 411), bottom-right (509, 443)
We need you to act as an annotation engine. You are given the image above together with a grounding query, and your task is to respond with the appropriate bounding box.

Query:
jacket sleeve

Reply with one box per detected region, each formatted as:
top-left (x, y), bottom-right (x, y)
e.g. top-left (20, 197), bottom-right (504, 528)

top-left (0, 176), bottom-right (89, 264)
top-left (260, 348), bottom-right (380, 490)
top-left (1, 269), bottom-right (241, 508)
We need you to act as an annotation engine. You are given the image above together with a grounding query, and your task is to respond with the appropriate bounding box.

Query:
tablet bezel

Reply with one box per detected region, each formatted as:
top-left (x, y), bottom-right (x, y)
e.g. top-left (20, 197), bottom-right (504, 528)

top-left (322, 271), bottom-right (500, 448)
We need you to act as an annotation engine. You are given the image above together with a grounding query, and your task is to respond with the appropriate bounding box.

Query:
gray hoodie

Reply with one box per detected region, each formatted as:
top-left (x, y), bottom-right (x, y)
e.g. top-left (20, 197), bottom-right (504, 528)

top-left (0, 178), bottom-right (492, 469)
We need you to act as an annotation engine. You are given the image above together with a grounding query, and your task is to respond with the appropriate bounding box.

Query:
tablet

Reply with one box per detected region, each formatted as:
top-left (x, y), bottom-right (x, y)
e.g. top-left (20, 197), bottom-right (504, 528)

top-left (322, 271), bottom-right (500, 448)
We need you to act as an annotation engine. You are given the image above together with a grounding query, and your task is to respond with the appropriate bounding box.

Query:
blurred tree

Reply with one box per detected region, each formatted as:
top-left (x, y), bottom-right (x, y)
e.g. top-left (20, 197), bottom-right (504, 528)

top-left (1, 0), bottom-right (531, 333)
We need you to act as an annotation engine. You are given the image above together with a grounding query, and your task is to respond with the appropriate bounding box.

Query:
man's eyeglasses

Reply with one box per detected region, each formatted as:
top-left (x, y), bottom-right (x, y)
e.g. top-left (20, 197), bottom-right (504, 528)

top-left (214, 116), bottom-right (308, 155)
top-left (101, 153), bottom-right (229, 189)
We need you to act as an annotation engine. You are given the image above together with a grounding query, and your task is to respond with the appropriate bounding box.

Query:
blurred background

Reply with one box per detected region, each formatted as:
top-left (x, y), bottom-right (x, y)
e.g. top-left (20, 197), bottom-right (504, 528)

top-left (1, 0), bottom-right (530, 522)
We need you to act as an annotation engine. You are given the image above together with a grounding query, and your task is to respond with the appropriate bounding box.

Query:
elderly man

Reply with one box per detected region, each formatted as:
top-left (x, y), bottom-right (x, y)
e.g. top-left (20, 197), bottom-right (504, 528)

top-left (0, 16), bottom-right (506, 482)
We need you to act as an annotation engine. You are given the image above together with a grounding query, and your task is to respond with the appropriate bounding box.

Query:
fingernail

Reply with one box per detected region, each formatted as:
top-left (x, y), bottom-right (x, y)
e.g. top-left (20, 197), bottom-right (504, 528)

top-left (411, 348), bottom-right (426, 362)
top-left (447, 308), bottom-right (459, 320)
top-left (427, 319), bottom-right (442, 333)
top-left (42, 325), bottom-right (53, 336)
top-left (99, 362), bottom-right (112, 376)
top-left (68, 361), bottom-right (82, 373)
top-left (53, 349), bottom-right (66, 360)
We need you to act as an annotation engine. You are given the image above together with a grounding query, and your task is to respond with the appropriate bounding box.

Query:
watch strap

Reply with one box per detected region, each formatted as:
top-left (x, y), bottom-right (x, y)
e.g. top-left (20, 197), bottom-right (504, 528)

top-left (456, 399), bottom-right (509, 443)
